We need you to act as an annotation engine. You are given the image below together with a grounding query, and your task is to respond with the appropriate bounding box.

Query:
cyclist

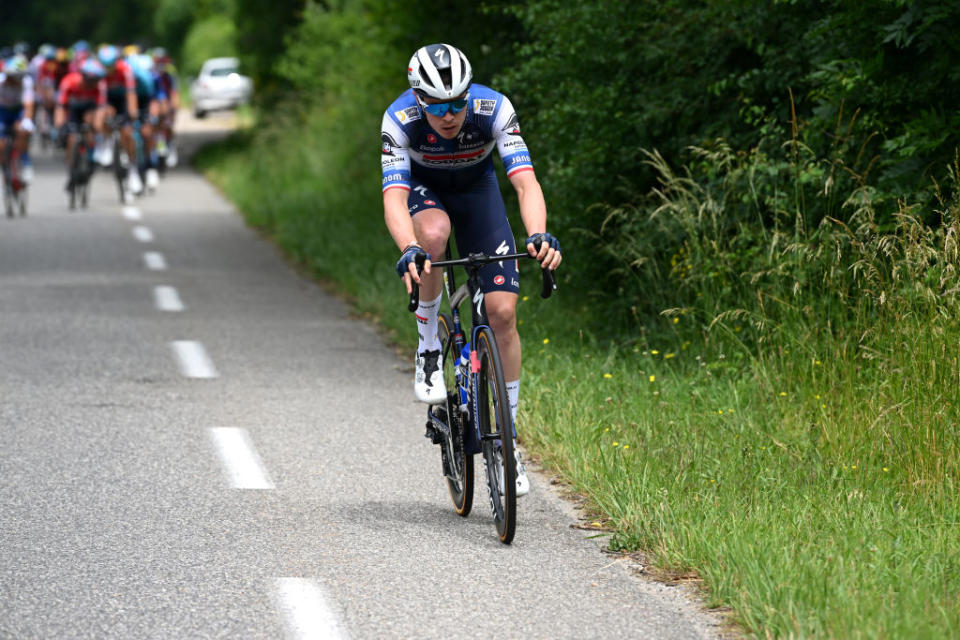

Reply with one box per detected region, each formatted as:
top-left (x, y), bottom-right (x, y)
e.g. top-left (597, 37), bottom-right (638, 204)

top-left (0, 55), bottom-right (37, 183)
top-left (97, 44), bottom-right (143, 194)
top-left (31, 44), bottom-right (60, 146)
top-left (151, 47), bottom-right (180, 168)
top-left (54, 58), bottom-right (106, 190)
top-left (127, 52), bottom-right (161, 190)
top-left (382, 43), bottom-right (562, 496)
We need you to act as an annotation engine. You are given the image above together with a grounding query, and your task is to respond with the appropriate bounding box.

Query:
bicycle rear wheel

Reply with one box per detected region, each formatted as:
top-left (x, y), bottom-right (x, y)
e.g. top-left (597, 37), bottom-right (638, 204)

top-left (476, 326), bottom-right (516, 544)
top-left (438, 312), bottom-right (474, 516)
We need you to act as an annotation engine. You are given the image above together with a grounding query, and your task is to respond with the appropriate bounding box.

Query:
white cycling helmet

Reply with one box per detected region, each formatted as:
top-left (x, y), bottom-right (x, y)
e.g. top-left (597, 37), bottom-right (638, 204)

top-left (407, 43), bottom-right (472, 100)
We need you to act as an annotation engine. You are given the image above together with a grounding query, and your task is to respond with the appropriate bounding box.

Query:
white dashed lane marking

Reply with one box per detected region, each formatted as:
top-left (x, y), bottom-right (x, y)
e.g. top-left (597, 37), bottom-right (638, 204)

top-left (132, 226), bottom-right (155, 243)
top-left (208, 428), bottom-right (275, 490)
top-left (143, 252), bottom-right (167, 270)
top-left (272, 578), bottom-right (348, 640)
top-left (122, 206), bottom-right (142, 221)
top-left (153, 286), bottom-right (185, 312)
top-left (170, 340), bottom-right (219, 379)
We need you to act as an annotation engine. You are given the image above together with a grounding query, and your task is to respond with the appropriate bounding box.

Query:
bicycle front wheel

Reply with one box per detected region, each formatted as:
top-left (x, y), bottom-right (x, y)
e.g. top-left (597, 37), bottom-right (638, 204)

top-left (438, 313), bottom-right (474, 516)
top-left (476, 326), bottom-right (516, 544)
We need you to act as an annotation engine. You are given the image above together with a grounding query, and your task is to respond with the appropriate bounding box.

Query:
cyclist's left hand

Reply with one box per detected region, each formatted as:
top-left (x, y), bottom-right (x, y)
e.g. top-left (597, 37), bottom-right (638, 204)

top-left (525, 232), bottom-right (562, 270)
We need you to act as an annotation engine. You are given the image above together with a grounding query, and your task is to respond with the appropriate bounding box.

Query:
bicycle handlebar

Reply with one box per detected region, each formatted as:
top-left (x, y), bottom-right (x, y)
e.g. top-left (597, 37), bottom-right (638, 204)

top-left (406, 242), bottom-right (558, 312)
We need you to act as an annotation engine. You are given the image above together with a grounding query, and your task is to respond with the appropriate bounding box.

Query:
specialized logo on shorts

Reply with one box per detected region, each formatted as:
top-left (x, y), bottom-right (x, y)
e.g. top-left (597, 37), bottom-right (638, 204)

top-left (395, 106), bottom-right (420, 123)
top-left (426, 133), bottom-right (437, 143)
top-left (381, 132), bottom-right (399, 156)
top-left (502, 113), bottom-right (521, 135)
top-left (493, 275), bottom-right (505, 286)
top-left (474, 98), bottom-right (496, 115)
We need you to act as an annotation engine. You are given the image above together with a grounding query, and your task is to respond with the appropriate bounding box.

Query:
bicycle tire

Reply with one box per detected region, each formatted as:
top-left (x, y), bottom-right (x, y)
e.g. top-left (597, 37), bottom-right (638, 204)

top-left (476, 326), bottom-right (516, 544)
top-left (11, 151), bottom-right (26, 217)
top-left (438, 313), bottom-right (474, 516)
top-left (114, 137), bottom-right (127, 203)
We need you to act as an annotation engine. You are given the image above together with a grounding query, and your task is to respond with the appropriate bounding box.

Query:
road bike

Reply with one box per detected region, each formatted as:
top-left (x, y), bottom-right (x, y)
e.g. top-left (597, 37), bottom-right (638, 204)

top-left (65, 123), bottom-right (95, 210)
top-left (103, 116), bottom-right (132, 204)
top-left (408, 240), bottom-right (556, 544)
top-left (1, 134), bottom-right (27, 218)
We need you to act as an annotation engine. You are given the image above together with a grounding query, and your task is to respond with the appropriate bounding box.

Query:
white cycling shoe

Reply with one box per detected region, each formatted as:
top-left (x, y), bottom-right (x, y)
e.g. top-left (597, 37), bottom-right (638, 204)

top-left (128, 169), bottom-right (143, 195)
top-left (414, 348), bottom-right (446, 404)
top-left (515, 448), bottom-right (530, 497)
top-left (496, 445), bottom-right (530, 497)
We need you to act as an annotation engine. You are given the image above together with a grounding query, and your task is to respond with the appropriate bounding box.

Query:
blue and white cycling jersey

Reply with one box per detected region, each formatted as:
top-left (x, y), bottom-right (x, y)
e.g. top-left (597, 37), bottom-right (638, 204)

top-left (380, 84), bottom-right (533, 193)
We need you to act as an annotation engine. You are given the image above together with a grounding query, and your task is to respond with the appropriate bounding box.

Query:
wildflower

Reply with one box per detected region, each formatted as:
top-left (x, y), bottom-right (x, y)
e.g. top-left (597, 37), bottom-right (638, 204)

top-left (612, 442), bottom-right (619, 447)
top-left (623, 445), bottom-right (629, 450)
top-left (821, 404), bottom-right (826, 409)
top-left (883, 467), bottom-right (889, 472)
top-left (542, 338), bottom-right (549, 345)
top-left (604, 428), bottom-right (609, 432)
top-left (603, 373), bottom-right (613, 379)
top-left (728, 409), bottom-right (735, 414)
top-left (815, 394), bottom-right (821, 399)
top-left (851, 465), bottom-right (857, 470)
top-left (649, 375), bottom-right (656, 382)
top-left (673, 317), bottom-right (679, 324)
top-left (665, 353), bottom-right (675, 359)
top-left (779, 392), bottom-right (787, 397)
top-left (522, 296), bottom-right (529, 301)
top-left (815, 360), bottom-right (822, 366)
top-left (651, 350), bottom-right (659, 355)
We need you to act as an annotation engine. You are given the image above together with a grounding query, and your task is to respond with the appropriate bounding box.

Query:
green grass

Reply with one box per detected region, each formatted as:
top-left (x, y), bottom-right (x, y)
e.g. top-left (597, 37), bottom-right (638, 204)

top-left (194, 108), bottom-right (960, 638)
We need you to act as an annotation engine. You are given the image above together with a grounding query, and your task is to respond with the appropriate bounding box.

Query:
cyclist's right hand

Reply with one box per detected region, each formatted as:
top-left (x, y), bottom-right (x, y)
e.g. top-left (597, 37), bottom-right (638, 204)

top-left (396, 243), bottom-right (431, 294)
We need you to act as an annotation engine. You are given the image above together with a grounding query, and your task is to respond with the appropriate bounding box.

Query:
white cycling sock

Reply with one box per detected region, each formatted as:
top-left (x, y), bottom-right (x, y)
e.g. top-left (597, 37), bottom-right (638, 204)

top-left (506, 380), bottom-right (520, 426)
top-left (415, 294), bottom-right (442, 352)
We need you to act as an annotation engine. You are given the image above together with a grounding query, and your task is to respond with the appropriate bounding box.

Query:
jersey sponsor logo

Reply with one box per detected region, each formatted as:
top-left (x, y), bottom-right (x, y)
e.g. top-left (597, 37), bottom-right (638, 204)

top-left (505, 153), bottom-right (532, 166)
top-left (511, 278), bottom-right (520, 288)
top-left (382, 172), bottom-right (406, 185)
top-left (381, 155), bottom-right (404, 170)
top-left (502, 113), bottom-right (521, 135)
top-left (494, 275), bottom-right (505, 286)
top-left (501, 139), bottom-right (528, 152)
top-left (381, 132), bottom-right (400, 156)
top-left (424, 199), bottom-right (436, 206)
top-left (474, 98), bottom-right (496, 115)
top-left (413, 185), bottom-right (429, 197)
top-left (395, 106), bottom-right (420, 123)
top-left (426, 133), bottom-right (437, 143)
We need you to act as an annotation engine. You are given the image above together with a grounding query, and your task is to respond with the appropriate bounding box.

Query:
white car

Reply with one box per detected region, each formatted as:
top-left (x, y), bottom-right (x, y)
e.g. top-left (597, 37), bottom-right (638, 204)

top-left (190, 57), bottom-right (252, 118)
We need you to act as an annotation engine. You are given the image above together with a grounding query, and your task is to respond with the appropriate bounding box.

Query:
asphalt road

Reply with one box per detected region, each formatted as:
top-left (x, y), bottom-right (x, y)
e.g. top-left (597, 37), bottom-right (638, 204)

top-left (0, 113), bottom-right (726, 639)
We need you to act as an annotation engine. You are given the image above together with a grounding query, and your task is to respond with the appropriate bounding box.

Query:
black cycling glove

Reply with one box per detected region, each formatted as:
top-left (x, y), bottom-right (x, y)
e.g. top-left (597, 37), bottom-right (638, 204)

top-left (525, 232), bottom-right (561, 254)
top-left (396, 244), bottom-right (430, 278)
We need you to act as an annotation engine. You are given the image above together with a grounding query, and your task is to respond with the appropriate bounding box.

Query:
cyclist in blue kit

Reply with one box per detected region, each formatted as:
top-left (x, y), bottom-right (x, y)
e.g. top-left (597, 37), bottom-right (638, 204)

top-left (382, 43), bottom-right (562, 497)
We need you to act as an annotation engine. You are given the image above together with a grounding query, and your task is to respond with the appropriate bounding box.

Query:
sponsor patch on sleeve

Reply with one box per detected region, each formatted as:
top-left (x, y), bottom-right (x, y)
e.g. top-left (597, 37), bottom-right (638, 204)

top-left (394, 106), bottom-right (421, 123)
top-left (473, 98), bottom-right (497, 116)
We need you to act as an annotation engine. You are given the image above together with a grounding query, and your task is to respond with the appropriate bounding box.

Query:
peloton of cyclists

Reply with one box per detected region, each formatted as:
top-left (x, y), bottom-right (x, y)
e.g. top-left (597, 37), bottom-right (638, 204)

top-left (383, 43), bottom-right (562, 496)
top-left (0, 54), bottom-right (37, 184)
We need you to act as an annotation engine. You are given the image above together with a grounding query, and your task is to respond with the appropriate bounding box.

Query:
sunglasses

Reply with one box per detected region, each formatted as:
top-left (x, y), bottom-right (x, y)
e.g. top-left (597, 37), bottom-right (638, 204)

top-left (419, 95), bottom-right (469, 117)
